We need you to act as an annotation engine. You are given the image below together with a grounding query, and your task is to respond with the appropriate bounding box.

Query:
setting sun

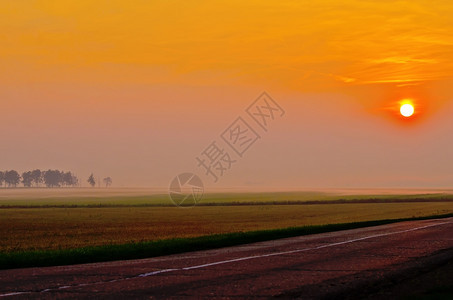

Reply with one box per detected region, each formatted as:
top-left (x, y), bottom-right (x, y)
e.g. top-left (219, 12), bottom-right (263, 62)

top-left (400, 103), bottom-right (415, 117)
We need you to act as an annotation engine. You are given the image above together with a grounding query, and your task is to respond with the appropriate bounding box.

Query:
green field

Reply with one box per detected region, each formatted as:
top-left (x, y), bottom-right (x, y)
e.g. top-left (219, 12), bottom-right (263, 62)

top-left (1, 188), bottom-right (452, 207)
top-left (1, 188), bottom-right (453, 253)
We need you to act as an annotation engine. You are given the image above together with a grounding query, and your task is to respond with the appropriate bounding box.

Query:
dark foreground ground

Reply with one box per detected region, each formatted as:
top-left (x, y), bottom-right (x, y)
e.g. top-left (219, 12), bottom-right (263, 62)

top-left (0, 217), bottom-right (452, 299)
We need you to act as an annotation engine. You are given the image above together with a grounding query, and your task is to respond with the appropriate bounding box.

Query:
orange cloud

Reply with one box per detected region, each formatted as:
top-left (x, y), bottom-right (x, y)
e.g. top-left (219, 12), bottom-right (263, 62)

top-left (1, 0), bottom-right (453, 90)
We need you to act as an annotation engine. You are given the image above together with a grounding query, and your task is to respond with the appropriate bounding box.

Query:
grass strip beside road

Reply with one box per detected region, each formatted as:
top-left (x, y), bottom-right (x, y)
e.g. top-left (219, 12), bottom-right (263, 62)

top-left (1, 213), bottom-right (452, 270)
top-left (2, 193), bottom-right (453, 208)
top-left (2, 197), bottom-right (453, 208)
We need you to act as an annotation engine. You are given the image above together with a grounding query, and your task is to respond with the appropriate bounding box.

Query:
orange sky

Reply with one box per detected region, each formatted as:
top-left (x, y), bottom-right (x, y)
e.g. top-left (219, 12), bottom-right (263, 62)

top-left (1, 1), bottom-right (453, 188)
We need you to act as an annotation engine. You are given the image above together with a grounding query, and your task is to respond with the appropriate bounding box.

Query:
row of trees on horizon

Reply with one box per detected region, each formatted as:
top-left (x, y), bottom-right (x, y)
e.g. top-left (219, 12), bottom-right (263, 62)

top-left (0, 169), bottom-right (112, 188)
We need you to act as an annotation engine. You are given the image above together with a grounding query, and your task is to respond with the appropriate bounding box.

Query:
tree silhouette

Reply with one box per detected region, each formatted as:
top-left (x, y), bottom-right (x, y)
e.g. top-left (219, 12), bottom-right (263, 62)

top-left (4, 170), bottom-right (21, 187)
top-left (103, 177), bottom-right (112, 187)
top-left (0, 171), bottom-right (4, 187)
top-left (62, 171), bottom-right (76, 187)
top-left (31, 169), bottom-right (42, 187)
top-left (71, 174), bottom-right (79, 187)
top-left (22, 171), bottom-right (33, 187)
top-left (43, 169), bottom-right (63, 187)
top-left (87, 173), bottom-right (96, 187)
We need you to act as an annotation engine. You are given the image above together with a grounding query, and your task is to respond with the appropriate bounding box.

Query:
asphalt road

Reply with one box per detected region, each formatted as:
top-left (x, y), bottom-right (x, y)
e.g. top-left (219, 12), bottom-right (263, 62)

top-left (1, 217), bottom-right (452, 299)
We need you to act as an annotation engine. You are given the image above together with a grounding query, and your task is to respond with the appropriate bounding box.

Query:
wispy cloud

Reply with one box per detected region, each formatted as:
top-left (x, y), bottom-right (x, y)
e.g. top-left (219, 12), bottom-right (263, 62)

top-left (1, 0), bottom-right (453, 88)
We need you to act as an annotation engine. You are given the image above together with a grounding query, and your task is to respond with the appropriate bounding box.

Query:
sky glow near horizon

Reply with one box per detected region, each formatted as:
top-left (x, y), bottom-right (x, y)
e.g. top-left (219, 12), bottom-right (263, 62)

top-left (1, 1), bottom-right (453, 188)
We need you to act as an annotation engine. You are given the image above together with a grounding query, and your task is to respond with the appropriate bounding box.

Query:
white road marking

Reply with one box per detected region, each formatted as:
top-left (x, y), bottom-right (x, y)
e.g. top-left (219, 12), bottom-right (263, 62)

top-left (0, 219), bottom-right (451, 297)
top-left (143, 220), bottom-right (451, 274)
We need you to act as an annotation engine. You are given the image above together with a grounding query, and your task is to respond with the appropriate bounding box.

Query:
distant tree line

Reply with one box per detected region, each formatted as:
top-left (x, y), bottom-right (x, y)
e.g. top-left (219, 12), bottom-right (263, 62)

top-left (0, 169), bottom-right (79, 188)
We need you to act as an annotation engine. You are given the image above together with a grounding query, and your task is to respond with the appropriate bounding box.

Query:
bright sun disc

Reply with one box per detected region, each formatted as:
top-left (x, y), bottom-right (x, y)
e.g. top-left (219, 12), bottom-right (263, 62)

top-left (400, 103), bottom-right (414, 117)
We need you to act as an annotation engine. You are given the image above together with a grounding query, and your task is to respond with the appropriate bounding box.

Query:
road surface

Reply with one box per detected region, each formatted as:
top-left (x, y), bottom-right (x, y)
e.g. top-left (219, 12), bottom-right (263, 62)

top-left (1, 217), bottom-right (452, 299)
